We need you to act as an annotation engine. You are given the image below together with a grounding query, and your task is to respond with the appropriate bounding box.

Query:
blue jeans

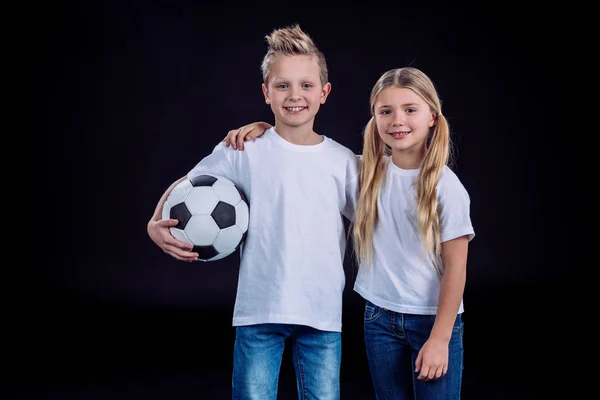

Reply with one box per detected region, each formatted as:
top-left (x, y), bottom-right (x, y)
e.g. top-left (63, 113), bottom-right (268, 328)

top-left (363, 300), bottom-right (464, 400)
top-left (232, 323), bottom-right (341, 400)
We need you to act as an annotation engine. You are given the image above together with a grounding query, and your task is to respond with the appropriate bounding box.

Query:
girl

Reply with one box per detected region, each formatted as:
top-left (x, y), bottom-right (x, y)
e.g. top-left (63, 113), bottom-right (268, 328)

top-left (224, 67), bottom-right (475, 400)
top-left (352, 67), bottom-right (474, 399)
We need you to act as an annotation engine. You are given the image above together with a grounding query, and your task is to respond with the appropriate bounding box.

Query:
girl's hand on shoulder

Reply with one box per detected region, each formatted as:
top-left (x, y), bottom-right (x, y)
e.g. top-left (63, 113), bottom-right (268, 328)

top-left (223, 121), bottom-right (272, 150)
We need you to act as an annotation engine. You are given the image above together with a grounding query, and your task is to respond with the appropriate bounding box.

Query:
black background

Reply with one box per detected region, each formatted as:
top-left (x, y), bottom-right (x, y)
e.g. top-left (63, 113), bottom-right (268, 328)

top-left (16, 1), bottom-right (569, 398)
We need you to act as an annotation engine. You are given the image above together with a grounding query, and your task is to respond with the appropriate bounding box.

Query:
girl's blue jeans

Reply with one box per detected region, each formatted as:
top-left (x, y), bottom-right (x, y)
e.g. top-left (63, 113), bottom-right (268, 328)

top-left (363, 300), bottom-right (464, 400)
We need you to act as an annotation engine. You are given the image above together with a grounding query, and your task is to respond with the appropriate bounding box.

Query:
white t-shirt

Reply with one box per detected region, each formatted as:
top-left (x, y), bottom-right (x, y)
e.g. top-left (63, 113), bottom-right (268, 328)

top-left (354, 158), bottom-right (475, 315)
top-left (188, 128), bottom-right (360, 332)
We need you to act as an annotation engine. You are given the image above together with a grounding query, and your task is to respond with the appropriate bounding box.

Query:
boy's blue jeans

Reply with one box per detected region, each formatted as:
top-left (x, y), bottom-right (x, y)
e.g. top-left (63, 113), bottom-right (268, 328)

top-left (232, 323), bottom-right (341, 400)
top-left (363, 300), bottom-right (464, 400)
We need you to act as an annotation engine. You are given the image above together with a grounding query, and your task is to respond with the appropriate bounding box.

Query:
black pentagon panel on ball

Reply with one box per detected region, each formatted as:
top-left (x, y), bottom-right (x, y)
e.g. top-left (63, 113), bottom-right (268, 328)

top-left (193, 245), bottom-right (219, 261)
top-left (211, 201), bottom-right (236, 229)
top-left (170, 203), bottom-right (192, 229)
top-left (190, 175), bottom-right (218, 187)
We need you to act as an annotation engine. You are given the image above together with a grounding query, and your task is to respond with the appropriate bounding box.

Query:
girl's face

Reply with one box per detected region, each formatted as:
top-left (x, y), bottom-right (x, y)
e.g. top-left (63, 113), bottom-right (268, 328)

top-left (373, 87), bottom-right (436, 167)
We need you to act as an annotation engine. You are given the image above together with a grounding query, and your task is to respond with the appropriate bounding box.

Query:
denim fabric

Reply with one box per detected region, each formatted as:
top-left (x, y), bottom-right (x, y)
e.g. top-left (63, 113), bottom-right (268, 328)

top-left (232, 323), bottom-right (341, 400)
top-left (363, 300), bottom-right (464, 400)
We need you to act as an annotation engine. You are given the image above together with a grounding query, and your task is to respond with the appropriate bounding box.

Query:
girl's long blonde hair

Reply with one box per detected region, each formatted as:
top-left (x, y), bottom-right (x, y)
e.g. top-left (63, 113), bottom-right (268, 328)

top-left (352, 67), bottom-right (453, 275)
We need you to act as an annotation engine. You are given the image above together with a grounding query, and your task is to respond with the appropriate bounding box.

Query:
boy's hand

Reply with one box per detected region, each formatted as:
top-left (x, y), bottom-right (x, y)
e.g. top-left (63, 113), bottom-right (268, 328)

top-left (147, 219), bottom-right (199, 262)
top-left (223, 121), bottom-right (272, 150)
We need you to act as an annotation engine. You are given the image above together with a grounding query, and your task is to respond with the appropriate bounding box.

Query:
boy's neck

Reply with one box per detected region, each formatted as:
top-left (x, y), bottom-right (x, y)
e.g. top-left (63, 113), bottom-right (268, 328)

top-left (272, 122), bottom-right (323, 146)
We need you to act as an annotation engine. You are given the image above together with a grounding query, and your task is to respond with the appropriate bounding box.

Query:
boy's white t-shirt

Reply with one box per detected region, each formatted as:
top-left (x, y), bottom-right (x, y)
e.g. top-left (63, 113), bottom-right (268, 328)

top-left (354, 158), bottom-right (475, 315)
top-left (187, 128), bottom-right (360, 332)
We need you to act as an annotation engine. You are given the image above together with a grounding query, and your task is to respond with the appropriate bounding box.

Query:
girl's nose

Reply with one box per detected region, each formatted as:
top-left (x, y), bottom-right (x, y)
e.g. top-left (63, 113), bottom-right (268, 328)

top-left (392, 117), bottom-right (405, 126)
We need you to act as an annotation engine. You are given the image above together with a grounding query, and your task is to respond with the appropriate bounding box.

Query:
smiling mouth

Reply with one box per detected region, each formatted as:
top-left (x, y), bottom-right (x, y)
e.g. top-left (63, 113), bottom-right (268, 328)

top-left (389, 131), bottom-right (410, 138)
top-left (284, 106), bottom-right (307, 112)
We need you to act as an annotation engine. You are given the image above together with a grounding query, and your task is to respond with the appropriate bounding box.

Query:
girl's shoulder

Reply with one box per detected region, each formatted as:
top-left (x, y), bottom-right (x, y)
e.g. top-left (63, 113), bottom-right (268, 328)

top-left (438, 166), bottom-right (470, 197)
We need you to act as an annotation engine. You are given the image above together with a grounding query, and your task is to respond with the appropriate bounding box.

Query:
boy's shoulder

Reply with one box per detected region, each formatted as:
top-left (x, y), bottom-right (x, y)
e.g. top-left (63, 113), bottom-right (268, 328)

top-left (322, 136), bottom-right (357, 159)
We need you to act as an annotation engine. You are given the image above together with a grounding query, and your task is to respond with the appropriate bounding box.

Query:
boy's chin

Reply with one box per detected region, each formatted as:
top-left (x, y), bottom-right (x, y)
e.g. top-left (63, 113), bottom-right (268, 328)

top-left (277, 117), bottom-right (314, 127)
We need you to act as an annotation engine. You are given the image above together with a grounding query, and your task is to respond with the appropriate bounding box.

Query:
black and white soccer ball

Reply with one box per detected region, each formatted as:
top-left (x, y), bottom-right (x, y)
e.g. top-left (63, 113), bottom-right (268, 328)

top-left (162, 174), bottom-right (249, 262)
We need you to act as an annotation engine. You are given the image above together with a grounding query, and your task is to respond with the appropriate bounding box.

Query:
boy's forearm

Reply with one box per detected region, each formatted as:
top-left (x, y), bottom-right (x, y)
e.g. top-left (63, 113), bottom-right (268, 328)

top-left (149, 176), bottom-right (187, 222)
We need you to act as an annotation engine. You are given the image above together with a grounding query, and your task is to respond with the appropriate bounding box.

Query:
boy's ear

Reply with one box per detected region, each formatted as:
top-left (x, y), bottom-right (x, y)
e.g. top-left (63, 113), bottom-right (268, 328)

top-left (262, 83), bottom-right (271, 104)
top-left (320, 82), bottom-right (332, 104)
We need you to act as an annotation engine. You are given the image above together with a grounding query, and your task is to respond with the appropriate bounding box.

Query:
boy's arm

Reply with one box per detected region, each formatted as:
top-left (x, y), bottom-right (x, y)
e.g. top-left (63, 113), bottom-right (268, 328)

top-left (147, 141), bottom-right (240, 262)
top-left (147, 176), bottom-right (199, 262)
top-left (223, 121), bottom-right (272, 150)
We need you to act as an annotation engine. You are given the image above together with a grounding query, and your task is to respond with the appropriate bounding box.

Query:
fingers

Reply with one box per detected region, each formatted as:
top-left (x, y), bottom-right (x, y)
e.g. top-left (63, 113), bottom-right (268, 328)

top-left (234, 127), bottom-right (243, 150)
top-left (224, 124), bottom-right (265, 151)
top-left (224, 128), bottom-right (242, 149)
top-left (165, 235), bottom-right (194, 252)
top-left (416, 363), bottom-right (447, 381)
top-left (151, 219), bottom-right (199, 262)
top-left (158, 219), bottom-right (196, 251)
top-left (435, 366), bottom-right (445, 379)
top-left (416, 365), bottom-right (430, 381)
top-left (414, 352), bottom-right (422, 373)
top-left (158, 218), bottom-right (179, 227)
top-left (165, 248), bottom-right (199, 262)
top-left (237, 127), bottom-right (252, 150)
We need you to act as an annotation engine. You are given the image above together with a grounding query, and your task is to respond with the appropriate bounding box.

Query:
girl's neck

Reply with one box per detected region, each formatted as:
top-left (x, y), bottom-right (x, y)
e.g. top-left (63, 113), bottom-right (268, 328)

top-left (391, 148), bottom-right (425, 170)
top-left (273, 122), bottom-right (323, 146)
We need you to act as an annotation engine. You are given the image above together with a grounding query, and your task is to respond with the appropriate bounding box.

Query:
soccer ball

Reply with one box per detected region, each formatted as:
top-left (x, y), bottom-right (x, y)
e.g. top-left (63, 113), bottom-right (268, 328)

top-left (162, 174), bottom-right (249, 262)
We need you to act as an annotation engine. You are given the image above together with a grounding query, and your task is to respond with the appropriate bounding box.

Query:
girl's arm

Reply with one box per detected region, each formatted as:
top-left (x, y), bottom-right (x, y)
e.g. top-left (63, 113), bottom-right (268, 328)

top-left (415, 235), bottom-right (469, 381)
top-left (431, 235), bottom-right (469, 342)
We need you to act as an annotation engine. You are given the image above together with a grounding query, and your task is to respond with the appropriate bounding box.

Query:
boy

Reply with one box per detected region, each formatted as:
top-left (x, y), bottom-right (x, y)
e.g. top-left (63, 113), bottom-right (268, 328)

top-left (147, 24), bottom-right (359, 399)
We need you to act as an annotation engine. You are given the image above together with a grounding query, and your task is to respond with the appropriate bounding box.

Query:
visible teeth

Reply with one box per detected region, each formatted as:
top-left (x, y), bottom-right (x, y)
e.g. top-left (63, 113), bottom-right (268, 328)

top-left (285, 107), bottom-right (304, 112)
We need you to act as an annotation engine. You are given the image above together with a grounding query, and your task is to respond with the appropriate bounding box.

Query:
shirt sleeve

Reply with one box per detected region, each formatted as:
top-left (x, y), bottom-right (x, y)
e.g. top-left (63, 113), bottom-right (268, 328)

top-left (341, 154), bottom-right (361, 221)
top-left (438, 175), bottom-right (475, 243)
top-left (187, 142), bottom-right (237, 183)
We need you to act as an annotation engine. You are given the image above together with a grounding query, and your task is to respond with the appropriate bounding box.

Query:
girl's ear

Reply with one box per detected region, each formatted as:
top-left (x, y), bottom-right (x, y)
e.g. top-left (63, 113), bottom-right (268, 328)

top-left (428, 112), bottom-right (437, 127)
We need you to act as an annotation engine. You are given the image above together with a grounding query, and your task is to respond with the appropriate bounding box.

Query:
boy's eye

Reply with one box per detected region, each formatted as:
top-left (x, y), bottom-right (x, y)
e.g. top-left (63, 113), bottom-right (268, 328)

top-left (277, 84), bottom-right (288, 89)
top-left (302, 83), bottom-right (313, 89)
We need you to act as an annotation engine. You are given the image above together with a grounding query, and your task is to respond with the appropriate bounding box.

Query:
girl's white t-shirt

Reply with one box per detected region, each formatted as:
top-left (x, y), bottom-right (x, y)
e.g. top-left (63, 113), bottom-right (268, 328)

top-left (354, 158), bottom-right (475, 315)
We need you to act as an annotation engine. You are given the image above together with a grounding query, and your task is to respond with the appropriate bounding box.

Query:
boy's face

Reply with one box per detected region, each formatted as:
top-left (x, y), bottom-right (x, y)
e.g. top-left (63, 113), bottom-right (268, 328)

top-left (262, 55), bottom-right (331, 130)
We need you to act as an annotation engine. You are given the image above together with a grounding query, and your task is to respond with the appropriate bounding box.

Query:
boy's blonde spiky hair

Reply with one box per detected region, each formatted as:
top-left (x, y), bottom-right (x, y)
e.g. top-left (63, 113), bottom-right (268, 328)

top-left (260, 24), bottom-right (328, 86)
